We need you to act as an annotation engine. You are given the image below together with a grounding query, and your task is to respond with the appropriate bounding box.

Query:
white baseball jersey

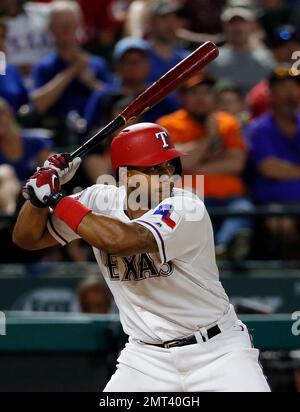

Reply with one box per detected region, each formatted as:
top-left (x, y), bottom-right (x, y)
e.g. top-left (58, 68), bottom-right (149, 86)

top-left (47, 184), bottom-right (230, 343)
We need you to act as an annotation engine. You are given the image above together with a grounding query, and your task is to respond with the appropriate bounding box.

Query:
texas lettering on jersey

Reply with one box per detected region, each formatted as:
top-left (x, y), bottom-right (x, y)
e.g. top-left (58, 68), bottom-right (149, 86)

top-left (101, 252), bottom-right (174, 281)
top-left (47, 185), bottom-right (231, 341)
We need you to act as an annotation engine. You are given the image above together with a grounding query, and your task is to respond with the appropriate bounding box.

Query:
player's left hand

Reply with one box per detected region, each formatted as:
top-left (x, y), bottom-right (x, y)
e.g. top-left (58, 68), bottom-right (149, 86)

top-left (43, 153), bottom-right (82, 185)
top-left (23, 168), bottom-right (60, 208)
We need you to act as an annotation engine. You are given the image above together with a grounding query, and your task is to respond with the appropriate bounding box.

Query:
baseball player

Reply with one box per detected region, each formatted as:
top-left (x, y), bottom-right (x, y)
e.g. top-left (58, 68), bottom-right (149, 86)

top-left (13, 122), bottom-right (270, 392)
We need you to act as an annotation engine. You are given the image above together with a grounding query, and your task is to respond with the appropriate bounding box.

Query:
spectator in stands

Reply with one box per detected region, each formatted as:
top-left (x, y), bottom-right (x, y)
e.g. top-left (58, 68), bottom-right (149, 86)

top-left (175, 0), bottom-right (226, 46)
top-left (247, 67), bottom-right (300, 205)
top-left (247, 67), bottom-right (300, 257)
top-left (31, 1), bottom-right (111, 120)
top-left (125, 0), bottom-right (226, 45)
top-left (79, 0), bottom-right (130, 57)
top-left (247, 25), bottom-right (300, 118)
top-left (2, 0), bottom-right (53, 79)
top-left (0, 18), bottom-right (28, 111)
top-left (85, 37), bottom-right (178, 131)
top-left (0, 98), bottom-right (53, 183)
top-left (208, 6), bottom-right (275, 96)
top-left (214, 81), bottom-right (250, 129)
top-left (78, 276), bottom-right (113, 314)
top-left (157, 74), bottom-right (253, 260)
top-left (179, 0), bottom-right (226, 35)
top-left (146, 0), bottom-right (188, 83)
top-left (257, 0), bottom-right (300, 42)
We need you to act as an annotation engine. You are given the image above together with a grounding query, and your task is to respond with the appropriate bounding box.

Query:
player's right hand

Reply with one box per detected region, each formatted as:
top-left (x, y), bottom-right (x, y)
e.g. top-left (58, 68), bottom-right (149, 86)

top-left (43, 153), bottom-right (82, 185)
top-left (22, 168), bottom-right (60, 208)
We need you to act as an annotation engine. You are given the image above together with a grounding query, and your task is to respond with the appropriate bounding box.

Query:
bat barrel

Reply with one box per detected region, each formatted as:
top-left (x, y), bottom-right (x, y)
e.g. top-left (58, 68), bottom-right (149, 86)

top-left (121, 41), bottom-right (219, 122)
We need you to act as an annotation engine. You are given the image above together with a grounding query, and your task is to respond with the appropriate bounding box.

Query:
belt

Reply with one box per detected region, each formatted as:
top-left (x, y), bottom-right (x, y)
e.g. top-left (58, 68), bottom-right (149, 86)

top-left (144, 324), bottom-right (222, 349)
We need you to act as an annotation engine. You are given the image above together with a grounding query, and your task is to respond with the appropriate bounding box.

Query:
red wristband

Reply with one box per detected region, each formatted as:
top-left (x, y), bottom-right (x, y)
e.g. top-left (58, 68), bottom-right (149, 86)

top-left (54, 197), bottom-right (92, 233)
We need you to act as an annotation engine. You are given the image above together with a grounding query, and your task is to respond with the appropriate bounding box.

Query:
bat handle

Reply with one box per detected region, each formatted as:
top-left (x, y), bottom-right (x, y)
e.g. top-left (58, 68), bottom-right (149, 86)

top-left (70, 115), bottom-right (126, 160)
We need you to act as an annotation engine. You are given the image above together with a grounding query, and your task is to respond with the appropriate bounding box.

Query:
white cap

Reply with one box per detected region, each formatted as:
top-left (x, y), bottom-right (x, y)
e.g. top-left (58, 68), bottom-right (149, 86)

top-left (221, 7), bottom-right (256, 23)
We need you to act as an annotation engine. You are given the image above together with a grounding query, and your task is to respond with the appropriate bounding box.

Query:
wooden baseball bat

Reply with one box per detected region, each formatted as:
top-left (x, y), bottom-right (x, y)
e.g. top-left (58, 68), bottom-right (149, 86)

top-left (71, 41), bottom-right (219, 159)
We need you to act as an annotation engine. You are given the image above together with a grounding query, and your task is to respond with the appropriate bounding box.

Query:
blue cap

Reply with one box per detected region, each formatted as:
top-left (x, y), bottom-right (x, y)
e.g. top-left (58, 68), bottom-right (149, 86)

top-left (266, 25), bottom-right (300, 49)
top-left (113, 37), bottom-right (150, 61)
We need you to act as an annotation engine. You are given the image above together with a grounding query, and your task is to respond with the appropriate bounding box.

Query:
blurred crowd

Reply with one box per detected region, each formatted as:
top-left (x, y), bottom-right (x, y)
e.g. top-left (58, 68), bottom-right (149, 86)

top-left (0, 0), bottom-right (300, 264)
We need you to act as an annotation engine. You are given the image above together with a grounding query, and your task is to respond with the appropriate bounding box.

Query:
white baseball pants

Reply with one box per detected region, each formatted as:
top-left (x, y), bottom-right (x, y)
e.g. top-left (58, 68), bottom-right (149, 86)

top-left (104, 310), bottom-right (271, 392)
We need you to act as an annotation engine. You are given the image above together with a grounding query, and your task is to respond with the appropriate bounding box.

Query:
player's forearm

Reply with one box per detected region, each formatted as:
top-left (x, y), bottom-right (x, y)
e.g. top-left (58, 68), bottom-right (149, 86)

top-left (13, 202), bottom-right (50, 249)
top-left (77, 213), bottom-right (157, 256)
top-left (30, 67), bottom-right (77, 113)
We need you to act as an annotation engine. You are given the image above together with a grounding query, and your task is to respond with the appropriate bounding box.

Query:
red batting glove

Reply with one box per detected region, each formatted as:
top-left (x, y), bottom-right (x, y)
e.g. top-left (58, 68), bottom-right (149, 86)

top-left (23, 168), bottom-right (60, 208)
top-left (43, 153), bottom-right (81, 185)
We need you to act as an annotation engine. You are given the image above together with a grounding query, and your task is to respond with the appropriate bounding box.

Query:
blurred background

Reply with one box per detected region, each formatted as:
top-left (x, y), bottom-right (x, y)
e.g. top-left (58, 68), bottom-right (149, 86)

top-left (0, 0), bottom-right (300, 392)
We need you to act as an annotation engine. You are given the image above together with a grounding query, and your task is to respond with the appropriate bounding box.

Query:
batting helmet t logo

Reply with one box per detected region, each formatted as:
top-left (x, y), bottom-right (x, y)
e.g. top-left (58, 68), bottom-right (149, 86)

top-left (155, 131), bottom-right (169, 148)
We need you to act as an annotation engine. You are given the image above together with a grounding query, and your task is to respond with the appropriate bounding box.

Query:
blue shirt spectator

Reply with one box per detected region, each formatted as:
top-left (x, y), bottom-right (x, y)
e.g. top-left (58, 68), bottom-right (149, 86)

top-left (0, 16), bottom-right (28, 111)
top-left (246, 68), bottom-right (300, 259)
top-left (146, 1), bottom-right (189, 83)
top-left (0, 64), bottom-right (28, 111)
top-left (32, 51), bottom-right (111, 118)
top-left (30, 1), bottom-right (112, 119)
top-left (247, 112), bottom-right (300, 204)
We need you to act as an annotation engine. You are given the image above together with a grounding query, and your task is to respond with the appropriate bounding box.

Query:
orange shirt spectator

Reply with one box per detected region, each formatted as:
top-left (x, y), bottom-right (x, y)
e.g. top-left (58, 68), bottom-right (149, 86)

top-left (157, 109), bottom-right (246, 199)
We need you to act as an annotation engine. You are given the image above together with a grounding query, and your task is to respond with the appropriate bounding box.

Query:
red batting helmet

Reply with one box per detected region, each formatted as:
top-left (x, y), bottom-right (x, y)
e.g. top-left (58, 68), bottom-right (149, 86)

top-left (110, 122), bottom-right (185, 174)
